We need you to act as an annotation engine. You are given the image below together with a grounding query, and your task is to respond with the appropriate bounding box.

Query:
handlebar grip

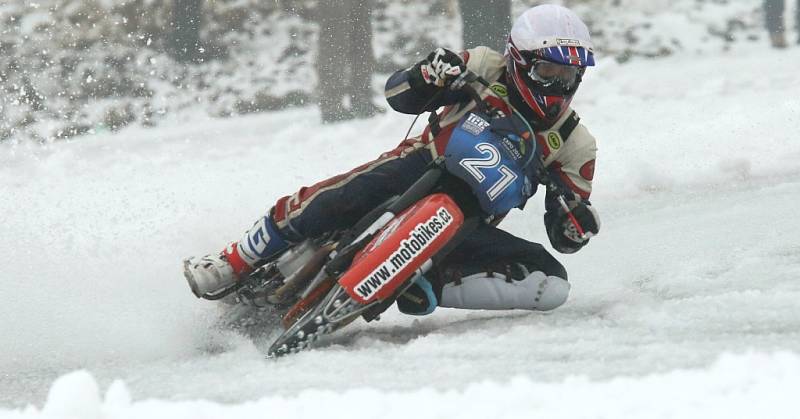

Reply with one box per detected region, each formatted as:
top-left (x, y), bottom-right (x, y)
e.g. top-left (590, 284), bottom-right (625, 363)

top-left (451, 70), bottom-right (489, 114)
top-left (449, 71), bottom-right (478, 91)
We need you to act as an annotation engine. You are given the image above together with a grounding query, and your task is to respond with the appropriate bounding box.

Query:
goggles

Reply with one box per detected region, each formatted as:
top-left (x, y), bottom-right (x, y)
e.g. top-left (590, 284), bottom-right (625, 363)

top-left (525, 59), bottom-right (582, 94)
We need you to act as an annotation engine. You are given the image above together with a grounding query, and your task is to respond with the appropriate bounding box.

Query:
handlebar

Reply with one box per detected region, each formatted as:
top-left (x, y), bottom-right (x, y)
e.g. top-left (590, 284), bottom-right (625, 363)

top-left (449, 70), bottom-right (491, 115)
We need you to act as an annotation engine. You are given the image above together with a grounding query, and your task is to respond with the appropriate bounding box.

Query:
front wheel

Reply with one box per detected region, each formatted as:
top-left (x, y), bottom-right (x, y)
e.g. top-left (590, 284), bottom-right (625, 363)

top-left (267, 283), bottom-right (375, 357)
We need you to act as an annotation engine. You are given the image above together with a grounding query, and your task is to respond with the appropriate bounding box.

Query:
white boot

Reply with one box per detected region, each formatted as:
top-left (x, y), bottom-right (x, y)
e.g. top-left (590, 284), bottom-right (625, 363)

top-left (183, 215), bottom-right (290, 298)
top-left (183, 254), bottom-right (237, 298)
top-left (440, 271), bottom-right (570, 311)
top-left (183, 242), bottom-right (252, 298)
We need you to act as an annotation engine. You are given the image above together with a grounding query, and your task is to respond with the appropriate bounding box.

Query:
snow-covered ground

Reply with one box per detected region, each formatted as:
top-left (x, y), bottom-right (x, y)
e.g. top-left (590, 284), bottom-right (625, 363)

top-left (2, 35), bottom-right (800, 419)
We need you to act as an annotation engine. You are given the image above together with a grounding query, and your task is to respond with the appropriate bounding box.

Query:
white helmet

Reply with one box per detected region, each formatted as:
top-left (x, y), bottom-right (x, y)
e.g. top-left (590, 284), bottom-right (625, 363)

top-left (505, 5), bottom-right (595, 127)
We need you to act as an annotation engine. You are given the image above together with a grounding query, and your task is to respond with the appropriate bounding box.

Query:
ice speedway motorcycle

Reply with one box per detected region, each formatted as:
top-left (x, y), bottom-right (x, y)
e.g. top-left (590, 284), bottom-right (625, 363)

top-left (193, 71), bottom-right (587, 357)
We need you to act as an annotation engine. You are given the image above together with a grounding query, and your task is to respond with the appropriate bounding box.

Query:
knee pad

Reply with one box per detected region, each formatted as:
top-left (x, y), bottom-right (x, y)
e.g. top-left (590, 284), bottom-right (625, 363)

top-left (439, 271), bottom-right (570, 311)
top-left (527, 272), bottom-right (570, 311)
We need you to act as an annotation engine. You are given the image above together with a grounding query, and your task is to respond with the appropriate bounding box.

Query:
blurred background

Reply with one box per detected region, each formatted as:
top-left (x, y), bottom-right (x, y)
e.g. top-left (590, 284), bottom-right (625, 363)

top-left (0, 0), bottom-right (785, 142)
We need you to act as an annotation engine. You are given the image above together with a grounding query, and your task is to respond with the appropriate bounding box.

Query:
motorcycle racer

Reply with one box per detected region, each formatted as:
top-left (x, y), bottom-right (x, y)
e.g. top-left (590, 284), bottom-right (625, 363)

top-left (184, 4), bottom-right (601, 316)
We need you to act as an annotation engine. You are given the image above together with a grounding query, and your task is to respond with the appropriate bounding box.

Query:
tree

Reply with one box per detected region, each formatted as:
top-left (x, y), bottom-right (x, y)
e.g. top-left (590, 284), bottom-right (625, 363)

top-left (168, 0), bottom-right (203, 62)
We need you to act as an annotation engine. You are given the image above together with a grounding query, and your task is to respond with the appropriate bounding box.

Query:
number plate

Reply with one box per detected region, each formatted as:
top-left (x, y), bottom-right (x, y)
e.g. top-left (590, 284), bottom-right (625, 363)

top-left (443, 112), bottom-right (537, 215)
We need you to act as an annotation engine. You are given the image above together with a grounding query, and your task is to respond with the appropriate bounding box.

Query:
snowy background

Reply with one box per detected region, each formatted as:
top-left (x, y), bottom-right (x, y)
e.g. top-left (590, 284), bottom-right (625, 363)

top-left (2, 0), bottom-right (800, 418)
top-left (0, 0), bottom-right (767, 142)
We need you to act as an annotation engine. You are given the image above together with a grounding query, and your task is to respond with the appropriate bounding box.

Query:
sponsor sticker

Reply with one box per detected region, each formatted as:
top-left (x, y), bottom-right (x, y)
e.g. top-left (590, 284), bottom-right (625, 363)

top-left (354, 207), bottom-right (454, 300)
top-left (490, 84), bottom-right (508, 97)
top-left (556, 38), bottom-right (582, 47)
top-left (462, 113), bottom-right (490, 136)
top-left (547, 132), bottom-right (562, 150)
top-left (500, 137), bottom-right (523, 161)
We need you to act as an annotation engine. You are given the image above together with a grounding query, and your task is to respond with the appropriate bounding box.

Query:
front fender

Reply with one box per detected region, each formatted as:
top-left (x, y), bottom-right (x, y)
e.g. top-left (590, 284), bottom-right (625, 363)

top-left (338, 193), bottom-right (464, 304)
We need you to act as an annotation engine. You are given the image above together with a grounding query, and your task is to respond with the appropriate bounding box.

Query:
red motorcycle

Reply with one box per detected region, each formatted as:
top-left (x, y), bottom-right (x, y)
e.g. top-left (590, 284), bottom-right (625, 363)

top-left (197, 72), bottom-right (584, 357)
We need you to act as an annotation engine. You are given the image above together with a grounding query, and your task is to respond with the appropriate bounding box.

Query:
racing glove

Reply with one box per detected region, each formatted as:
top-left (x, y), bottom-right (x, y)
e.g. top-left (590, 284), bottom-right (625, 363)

top-left (545, 200), bottom-right (600, 254)
top-left (413, 48), bottom-right (466, 88)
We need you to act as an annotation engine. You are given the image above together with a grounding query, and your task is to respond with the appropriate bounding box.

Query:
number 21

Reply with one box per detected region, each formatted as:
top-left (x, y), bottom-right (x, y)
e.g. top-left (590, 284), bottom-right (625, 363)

top-left (459, 143), bottom-right (517, 201)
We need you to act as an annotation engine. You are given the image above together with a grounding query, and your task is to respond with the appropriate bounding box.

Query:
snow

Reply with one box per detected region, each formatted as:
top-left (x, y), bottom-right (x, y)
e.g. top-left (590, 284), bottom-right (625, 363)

top-left (5, 353), bottom-right (800, 419)
top-left (2, 15), bottom-right (800, 419)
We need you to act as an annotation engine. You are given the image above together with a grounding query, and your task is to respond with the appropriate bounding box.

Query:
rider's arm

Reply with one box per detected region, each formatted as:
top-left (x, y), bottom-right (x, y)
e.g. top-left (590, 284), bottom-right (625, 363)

top-left (384, 46), bottom-right (506, 115)
top-left (544, 123), bottom-right (597, 201)
top-left (384, 59), bottom-right (469, 114)
top-left (542, 124), bottom-right (600, 253)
